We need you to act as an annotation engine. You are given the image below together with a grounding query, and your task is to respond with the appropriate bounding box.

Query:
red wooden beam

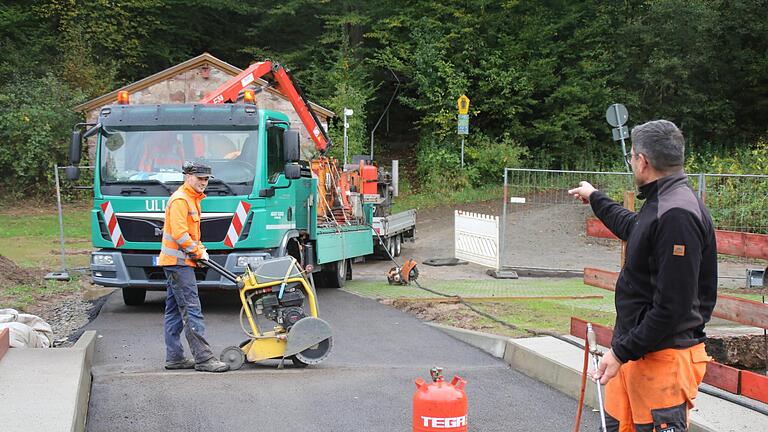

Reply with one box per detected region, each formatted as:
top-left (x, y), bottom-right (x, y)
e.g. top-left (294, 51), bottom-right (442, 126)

top-left (570, 317), bottom-right (614, 347)
top-left (584, 268), bottom-right (768, 329)
top-left (702, 361), bottom-right (740, 394)
top-left (586, 218), bottom-right (618, 240)
top-left (585, 223), bottom-right (768, 260)
top-left (713, 294), bottom-right (768, 330)
top-left (583, 267), bottom-right (618, 291)
top-left (740, 370), bottom-right (768, 405)
top-left (715, 230), bottom-right (768, 260)
top-left (0, 328), bottom-right (8, 362)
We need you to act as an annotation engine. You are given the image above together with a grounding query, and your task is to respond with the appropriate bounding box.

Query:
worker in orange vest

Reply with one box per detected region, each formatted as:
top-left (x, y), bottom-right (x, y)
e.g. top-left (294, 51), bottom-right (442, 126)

top-left (158, 160), bottom-right (228, 372)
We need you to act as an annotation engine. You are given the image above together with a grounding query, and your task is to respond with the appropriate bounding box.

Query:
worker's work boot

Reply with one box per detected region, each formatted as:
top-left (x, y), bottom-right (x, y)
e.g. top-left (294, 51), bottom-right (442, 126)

top-left (165, 358), bottom-right (195, 370)
top-left (195, 358), bottom-right (229, 372)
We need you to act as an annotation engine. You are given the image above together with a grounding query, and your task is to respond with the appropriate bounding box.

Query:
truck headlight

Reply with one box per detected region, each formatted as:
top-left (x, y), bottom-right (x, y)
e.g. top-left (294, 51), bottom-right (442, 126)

top-left (237, 256), bottom-right (264, 267)
top-left (93, 254), bottom-right (114, 265)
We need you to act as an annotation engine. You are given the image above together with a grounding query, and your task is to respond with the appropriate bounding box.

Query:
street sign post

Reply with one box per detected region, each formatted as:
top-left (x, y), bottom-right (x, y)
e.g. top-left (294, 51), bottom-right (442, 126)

top-left (458, 114), bottom-right (469, 135)
top-left (457, 95), bottom-right (470, 167)
top-left (605, 103), bottom-right (630, 172)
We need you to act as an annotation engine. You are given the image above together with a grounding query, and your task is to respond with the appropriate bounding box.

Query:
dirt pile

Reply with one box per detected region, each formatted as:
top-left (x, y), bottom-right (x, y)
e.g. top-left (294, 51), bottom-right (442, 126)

top-left (384, 298), bottom-right (492, 331)
top-left (706, 334), bottom-right (768, 370)
top-left (0, 255), bottom-right (43, 290)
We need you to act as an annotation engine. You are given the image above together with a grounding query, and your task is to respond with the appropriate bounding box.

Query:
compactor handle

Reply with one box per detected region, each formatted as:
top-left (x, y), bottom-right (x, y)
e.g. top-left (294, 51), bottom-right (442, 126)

top-left (200, 259), bottom-right (241, 285)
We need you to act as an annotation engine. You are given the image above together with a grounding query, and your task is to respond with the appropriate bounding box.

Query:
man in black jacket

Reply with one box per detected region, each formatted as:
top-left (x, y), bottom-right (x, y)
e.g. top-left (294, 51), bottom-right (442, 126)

top-left (569, 120), bottom-right (717, 432)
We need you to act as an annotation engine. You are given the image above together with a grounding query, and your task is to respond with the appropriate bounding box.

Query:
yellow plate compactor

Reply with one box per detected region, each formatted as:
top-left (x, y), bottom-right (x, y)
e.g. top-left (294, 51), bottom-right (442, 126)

top-left (202, 257), bottom-right (332, 370)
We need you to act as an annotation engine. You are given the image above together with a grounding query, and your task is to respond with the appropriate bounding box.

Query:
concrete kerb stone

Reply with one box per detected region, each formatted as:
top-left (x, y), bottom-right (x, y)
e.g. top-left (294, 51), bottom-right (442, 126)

top-left (0, 330), bottom-right (98, 432)
top-left (424, 323), bottom-right (508, 358)
top-left (73, 330), bottom-right (98, 432)
top-left (427, 323), bottom-right (729, 432)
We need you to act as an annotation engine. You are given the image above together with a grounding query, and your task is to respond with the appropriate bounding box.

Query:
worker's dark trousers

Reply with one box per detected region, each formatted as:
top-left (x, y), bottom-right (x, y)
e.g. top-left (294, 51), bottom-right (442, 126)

top-left (163, 265), bottom-right (215, 364)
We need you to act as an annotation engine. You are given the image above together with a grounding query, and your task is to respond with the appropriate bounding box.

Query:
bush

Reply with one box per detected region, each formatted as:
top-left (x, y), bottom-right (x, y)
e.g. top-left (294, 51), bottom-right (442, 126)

top-left (0, 74), bottom-right (83, 198)
top-left (415, 132), bottom-right (529, 192)
top-left (416, 139), bottom-right (471, 192)
top-left (464, 132), bottom-right (528, 186)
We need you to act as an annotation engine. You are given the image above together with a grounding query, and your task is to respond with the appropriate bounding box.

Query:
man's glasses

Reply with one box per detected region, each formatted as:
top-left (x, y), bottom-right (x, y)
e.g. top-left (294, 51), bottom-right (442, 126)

top-left (623, 152), bottom-right (633, 165)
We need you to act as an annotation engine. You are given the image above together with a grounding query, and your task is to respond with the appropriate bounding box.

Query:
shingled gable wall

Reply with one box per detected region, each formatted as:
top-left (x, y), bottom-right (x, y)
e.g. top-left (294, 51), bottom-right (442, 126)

top-left (78, 55), bottom-right (332, 161)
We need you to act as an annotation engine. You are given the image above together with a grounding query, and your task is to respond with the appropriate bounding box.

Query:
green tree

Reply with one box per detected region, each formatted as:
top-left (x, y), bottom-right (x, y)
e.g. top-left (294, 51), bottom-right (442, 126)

top-left (0, 75), bottom-right (84, 196)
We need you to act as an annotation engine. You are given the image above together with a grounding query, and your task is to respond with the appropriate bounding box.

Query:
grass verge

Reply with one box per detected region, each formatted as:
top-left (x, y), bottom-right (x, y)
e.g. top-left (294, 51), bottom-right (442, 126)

top-left (0, 275), bottom-right (83, 312)
top-left (343, 279), bottom-right (616, 338)
top-left (0, 205), bottom-right (91, 268)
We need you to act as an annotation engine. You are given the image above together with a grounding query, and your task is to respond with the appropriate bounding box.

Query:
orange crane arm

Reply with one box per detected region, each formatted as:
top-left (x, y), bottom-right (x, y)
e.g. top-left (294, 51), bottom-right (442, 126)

top-left (200, 60), bottom-right (331, 154)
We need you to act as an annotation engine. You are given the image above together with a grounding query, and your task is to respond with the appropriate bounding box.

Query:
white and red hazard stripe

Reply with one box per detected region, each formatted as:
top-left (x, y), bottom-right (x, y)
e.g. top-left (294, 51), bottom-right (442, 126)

top-left (224, 201), bottom-right (251, 248)
top-left (100, 201), bottom-right (125, 248)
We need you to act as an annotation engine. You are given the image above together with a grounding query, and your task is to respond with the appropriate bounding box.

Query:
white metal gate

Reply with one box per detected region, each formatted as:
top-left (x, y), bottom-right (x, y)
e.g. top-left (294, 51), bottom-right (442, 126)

top-left (454, 210), bottom-right (500, 269)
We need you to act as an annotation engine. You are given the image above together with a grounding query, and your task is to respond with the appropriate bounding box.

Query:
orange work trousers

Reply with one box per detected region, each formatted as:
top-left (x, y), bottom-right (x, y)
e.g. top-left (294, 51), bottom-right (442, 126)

top-left (604, 343), bottom-right (711, 432)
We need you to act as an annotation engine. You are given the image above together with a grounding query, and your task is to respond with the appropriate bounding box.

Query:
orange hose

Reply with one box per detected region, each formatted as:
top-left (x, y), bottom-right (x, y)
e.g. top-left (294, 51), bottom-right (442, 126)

top-left (573, 336), bottom-right (590, 432)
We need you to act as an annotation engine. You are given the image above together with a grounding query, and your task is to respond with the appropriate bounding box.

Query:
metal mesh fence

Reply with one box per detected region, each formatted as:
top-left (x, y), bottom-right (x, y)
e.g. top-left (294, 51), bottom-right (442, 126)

top-left (500, 169), bottom-right (768, 272)
top-left (696, 174), bottom-right (768, 233)
top-left (500, 168), bottom-right (635, 272)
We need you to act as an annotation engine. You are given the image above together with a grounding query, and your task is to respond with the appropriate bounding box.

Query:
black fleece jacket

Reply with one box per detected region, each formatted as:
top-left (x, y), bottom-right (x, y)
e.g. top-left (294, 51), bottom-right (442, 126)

top-left (589, 171), bottom-right (718, 362)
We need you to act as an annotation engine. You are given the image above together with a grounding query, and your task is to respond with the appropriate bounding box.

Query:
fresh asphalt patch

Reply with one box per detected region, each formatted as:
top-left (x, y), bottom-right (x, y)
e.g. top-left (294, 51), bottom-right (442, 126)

top-left (85, 288), bottom-right (600, 431)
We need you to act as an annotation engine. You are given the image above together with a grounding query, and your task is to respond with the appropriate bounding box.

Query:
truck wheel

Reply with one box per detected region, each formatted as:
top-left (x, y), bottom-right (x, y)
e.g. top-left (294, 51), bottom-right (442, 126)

top-left (122, 288), bottom-right (147, 306)
top-left (394, 235), bottom-right (402, 257)
top-left (321, 259), bottom-right (348, 288)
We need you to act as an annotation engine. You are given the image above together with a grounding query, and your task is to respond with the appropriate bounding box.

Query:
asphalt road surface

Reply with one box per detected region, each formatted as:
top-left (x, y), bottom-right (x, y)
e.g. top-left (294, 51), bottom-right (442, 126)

top-left (85, 288), bottom-right (600, 431)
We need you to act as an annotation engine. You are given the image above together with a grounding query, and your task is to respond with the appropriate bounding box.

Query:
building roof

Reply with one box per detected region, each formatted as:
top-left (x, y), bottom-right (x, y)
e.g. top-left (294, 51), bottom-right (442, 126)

top-left (72, 52), bottom-right (335, 118)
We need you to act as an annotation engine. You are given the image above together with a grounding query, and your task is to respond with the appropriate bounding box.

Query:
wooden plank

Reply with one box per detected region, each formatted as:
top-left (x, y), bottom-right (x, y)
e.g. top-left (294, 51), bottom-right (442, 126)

top-left (0, 328), bottom-right (8, 362)
top-left (394, 295), bottom-right (604, 304)
top-left (586, 225), bottom-right (768, 261)
top-left (583, 267), bottom-right (618, 291)
top-left (586, 218), bottom-right (617, 239)
top-left (569, 317), bottom-right (614, 348)
top-left (583, 268), bottom-right (768, 329)
top-left (740, 370), bottom-right (768, 405)
top-left (712, 294), bottom-right (768, 330)
top-left (715, 230), bottom-right (768, 260)
top-left (702, 361), bottom-right (740, 394)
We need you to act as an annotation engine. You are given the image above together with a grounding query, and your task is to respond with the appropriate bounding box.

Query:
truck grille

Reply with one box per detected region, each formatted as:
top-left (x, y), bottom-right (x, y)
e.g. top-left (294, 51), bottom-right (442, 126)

top-left (117, 216), bottom-right (232, 243)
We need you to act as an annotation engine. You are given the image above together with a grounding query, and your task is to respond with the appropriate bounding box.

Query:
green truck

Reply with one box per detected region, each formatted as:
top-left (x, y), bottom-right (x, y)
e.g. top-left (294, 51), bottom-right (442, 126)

top-left (68, 62), bottom-right (393, 305)
top-left (69, 102), bottom-right (378, 305)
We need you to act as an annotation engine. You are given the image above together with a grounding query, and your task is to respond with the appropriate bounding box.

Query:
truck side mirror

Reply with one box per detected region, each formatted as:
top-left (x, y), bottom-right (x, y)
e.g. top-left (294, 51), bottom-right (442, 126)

top-left (70, 130), bottom-right (82, 165)
top-left (283, 129), bottom-right (300, 162)
top-left (65, 166), bottom-right (80, 181)
top-left (284, 162), bottom-right (301, 180)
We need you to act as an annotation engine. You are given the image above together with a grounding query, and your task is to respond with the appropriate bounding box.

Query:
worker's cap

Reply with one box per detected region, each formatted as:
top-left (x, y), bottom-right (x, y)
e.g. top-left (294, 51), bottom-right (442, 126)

top-left (182, 161), bottom-right (213, 178)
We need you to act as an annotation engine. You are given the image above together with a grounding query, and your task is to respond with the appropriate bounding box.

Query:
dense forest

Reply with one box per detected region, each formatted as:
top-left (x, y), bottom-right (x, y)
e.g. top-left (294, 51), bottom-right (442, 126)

top-left (1, 0), bottom-right (766, 195)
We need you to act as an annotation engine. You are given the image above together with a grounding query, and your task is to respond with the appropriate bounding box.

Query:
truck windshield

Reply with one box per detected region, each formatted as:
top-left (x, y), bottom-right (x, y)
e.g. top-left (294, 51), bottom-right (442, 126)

top-left (99, 129), bottom-right (258, 186)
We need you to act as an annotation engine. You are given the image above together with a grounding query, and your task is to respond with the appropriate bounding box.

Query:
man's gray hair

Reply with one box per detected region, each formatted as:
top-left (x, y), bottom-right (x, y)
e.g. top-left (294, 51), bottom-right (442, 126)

top-left (630, 119), bottom-right (685, 171)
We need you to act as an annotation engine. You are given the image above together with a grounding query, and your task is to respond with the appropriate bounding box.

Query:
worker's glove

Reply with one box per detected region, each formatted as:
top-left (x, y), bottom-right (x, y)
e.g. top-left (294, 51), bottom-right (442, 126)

top-left (197, 249), bottom-right (210, 264)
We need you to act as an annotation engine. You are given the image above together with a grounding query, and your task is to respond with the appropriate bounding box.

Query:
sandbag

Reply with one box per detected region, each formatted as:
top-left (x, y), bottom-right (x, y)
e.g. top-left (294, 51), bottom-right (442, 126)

top-left (0, 309), bottom-right (53, 348)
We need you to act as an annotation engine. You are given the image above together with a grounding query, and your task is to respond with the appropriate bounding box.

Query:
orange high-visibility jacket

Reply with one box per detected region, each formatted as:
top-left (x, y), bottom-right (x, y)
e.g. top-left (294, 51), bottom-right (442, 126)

top-left (158, 183), bottom-right (206, 267)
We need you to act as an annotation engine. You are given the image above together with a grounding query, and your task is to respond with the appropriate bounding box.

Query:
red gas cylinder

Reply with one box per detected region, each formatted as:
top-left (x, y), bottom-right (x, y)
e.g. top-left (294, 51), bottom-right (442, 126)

top-left (359, 161), bottom-right (378, 196)
top-left (413, 367), bottom-right (468, 432)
